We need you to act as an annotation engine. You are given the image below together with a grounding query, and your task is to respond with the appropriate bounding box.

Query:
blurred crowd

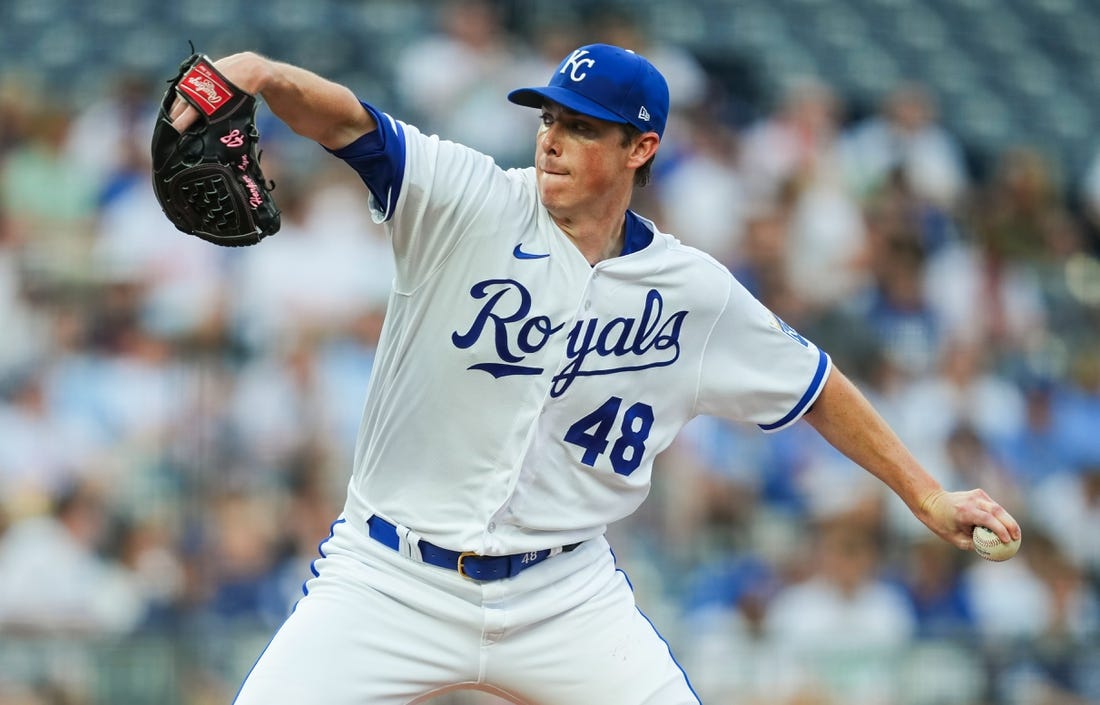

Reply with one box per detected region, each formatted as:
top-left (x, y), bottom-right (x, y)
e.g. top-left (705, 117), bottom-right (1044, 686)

top-left (2, 2), bottom-right (1100, 704)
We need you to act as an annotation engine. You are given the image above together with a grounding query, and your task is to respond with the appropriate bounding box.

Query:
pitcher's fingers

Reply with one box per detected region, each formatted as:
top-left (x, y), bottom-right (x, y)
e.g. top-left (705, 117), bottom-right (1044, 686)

top-left (171, 104), bottom-right (200, 133)
top-left (169, 94), bottom-right (187, 120)
top-left (988, 505), bottom-right (1021, 543)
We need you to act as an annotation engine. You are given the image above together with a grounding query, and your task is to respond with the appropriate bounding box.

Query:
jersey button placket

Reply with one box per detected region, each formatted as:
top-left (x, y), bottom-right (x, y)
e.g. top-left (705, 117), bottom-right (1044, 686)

top-left (584, 269), bottom-right (598, 312)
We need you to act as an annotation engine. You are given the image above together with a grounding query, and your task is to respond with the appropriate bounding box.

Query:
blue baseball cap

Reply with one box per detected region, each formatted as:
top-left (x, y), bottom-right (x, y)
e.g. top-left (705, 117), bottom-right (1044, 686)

top-left (508, 43), bottom-right (669, 138)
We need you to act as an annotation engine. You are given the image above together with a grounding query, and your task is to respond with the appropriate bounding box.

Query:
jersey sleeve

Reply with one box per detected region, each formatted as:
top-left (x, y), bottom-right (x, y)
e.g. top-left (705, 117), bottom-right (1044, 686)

top-left (326, 100), bottom-right (523, 292)
top-left (696, 277), bottom-right (831, 432)
top-left (326, 101), bottom-right (406, 222)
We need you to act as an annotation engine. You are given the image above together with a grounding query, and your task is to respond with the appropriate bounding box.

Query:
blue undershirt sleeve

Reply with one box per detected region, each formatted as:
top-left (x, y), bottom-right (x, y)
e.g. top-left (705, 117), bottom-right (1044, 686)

top-left (325, 101), bottom-right (406, 222)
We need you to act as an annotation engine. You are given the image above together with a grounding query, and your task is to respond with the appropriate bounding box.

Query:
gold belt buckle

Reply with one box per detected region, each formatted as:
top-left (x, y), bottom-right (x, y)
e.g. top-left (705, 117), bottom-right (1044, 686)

top-left (456, 551), bottom-right (479, 580)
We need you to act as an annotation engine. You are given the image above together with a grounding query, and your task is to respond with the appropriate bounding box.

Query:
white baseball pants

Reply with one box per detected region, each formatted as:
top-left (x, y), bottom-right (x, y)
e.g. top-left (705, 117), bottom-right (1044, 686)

top-left (231, 516), bottom-right (701, 705)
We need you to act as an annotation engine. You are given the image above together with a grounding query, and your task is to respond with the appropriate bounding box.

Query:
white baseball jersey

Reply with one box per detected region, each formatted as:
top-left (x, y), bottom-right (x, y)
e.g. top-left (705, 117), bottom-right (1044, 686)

top-left (334, 103), bottom-right (831, 556)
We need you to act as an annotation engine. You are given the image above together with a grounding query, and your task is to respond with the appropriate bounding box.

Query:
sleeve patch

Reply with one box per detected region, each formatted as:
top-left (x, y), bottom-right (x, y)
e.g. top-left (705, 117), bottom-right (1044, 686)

top-left (769, 314), bottom-right (809, 347)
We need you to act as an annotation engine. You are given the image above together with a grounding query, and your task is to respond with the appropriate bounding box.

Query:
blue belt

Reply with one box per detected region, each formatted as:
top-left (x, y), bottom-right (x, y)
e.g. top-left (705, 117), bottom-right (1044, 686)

top-left (366, 515), bottom-right (581, 581)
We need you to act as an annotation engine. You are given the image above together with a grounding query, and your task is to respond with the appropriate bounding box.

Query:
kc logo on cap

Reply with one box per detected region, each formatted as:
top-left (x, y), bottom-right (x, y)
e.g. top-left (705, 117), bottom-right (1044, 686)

top-left (561, 49), bottom-right (596, 82)
top-left (508, 43), bottom-right (670, 138)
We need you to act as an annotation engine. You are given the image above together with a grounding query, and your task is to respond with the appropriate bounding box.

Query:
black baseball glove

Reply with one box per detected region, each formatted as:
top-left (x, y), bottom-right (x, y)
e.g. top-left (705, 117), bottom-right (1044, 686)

top-left (151, 53), bottom-right (280, 246)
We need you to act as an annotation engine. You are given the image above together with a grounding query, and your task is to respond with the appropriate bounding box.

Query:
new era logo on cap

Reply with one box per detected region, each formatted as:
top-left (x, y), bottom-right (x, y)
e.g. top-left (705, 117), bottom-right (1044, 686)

top-left (508, 43), bottom-right (670, 138)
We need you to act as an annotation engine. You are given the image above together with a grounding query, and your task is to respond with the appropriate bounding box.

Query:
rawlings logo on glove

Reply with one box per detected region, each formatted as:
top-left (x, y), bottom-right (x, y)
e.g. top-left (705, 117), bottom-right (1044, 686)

top-left (151, 53), bottom-right (280, 246)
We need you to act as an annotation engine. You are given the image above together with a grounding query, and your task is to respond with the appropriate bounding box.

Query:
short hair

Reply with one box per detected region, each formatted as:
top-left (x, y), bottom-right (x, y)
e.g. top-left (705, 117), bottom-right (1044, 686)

top-left (618, 123), bottom-right (655, 187)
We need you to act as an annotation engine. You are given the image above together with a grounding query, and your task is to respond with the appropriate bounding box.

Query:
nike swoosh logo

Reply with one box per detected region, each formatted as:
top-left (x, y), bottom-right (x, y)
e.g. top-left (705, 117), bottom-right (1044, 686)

top-left (513, 244), bottom-right (549, 260)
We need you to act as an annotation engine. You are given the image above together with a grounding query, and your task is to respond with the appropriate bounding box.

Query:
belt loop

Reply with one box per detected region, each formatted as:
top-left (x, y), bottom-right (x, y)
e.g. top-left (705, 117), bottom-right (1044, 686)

top-left (396, 524), bottom-right (424, 562)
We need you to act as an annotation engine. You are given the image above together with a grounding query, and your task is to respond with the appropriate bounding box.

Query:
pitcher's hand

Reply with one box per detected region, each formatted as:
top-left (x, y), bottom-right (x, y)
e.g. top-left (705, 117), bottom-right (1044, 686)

top-left (919, 488), bottom-right (1021, 550)
top-left (169, 52), bottom-right (266, 133)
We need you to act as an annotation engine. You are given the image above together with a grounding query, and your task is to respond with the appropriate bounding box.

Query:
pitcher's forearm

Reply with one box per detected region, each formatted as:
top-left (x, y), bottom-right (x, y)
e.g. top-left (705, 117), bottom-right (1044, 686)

top-left (242, 54), bottom-right (376, 149)
top-left (803, 369), bottom-right (942, 522)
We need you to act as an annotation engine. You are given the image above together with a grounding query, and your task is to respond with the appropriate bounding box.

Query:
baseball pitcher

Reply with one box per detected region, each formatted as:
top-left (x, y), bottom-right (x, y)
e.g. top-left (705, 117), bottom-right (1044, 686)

top-left (161, 43), bottom-right (1021, 705)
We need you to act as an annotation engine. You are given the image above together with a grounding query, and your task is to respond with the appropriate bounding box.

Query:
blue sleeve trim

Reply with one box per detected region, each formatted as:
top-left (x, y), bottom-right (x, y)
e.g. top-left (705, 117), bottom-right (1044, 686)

top-left (758, 348), bottom-right (830, 432)
top-left (325, 101), bottom-right (406, 221)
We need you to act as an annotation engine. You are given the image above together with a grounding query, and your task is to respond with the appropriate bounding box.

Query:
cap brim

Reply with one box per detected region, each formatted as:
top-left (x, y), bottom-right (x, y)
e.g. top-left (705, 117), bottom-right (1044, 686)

top-left (507, 86), bottom-right (628, 126)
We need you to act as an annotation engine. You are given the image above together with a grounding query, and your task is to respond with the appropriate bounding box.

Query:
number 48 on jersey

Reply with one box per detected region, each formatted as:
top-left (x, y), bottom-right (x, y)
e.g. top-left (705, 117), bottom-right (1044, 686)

top-left (564, 396), bottom-right (654, 476)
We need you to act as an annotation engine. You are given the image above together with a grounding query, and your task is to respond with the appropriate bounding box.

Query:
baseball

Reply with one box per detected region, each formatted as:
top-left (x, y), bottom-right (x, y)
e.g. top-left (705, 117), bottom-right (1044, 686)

top-left (971, 525), bottom-right (1021, 562)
